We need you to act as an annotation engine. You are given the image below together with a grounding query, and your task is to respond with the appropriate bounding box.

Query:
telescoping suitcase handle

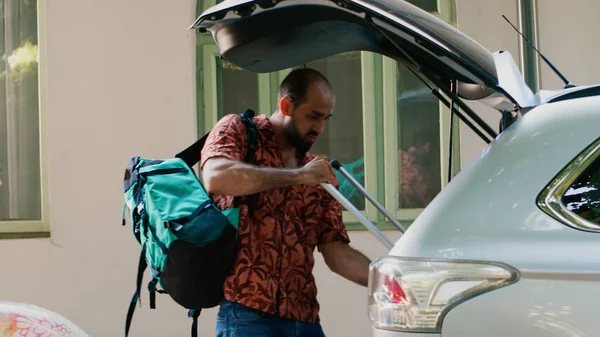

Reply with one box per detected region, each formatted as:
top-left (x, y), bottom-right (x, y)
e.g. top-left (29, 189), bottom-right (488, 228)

top-left (320, 159), bottom-right (406, 250)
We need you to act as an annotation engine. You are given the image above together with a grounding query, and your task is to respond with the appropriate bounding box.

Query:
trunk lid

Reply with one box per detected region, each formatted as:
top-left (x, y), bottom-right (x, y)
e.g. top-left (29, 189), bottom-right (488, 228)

top-left (191, 0), bottom-right (537, 112)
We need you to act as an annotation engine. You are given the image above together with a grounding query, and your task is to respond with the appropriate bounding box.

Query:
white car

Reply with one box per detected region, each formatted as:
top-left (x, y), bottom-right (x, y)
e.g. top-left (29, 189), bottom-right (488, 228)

top-left (193, 1), bottom-right (600, 336)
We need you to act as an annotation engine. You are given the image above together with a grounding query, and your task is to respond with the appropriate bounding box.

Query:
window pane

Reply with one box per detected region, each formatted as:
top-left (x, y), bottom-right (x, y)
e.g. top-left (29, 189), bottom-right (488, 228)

top-left (562, 158), bottom-right (600, 224)
top-left (406, 0), bottom-right (438, 12)
top-left (216, 58), bottom-right (259, 119)
top-left (305, 52), bottom-right (365, 210)
top-left (0, 0), bottom-right (41, 221)
top-left (397, 65), bottom-right (441, 209)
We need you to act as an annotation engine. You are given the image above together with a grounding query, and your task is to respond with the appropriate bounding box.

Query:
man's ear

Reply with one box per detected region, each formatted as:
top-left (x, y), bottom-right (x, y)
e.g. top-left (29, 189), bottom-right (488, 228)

top-left (279, 97), bottom-right (293, 116)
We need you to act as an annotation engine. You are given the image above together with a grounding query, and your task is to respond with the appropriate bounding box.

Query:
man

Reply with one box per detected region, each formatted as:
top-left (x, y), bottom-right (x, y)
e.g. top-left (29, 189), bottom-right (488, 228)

top-left (200, 68), bottom-right (372, 337)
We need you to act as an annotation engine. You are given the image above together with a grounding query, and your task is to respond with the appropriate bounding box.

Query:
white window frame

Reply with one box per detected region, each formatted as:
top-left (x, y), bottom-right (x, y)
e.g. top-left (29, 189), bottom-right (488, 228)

top-left (382, 57), bottom-right (461, 222)
top-left (0, 0), bottom-right (50, 237)
top-left (381, 0), bottom-right (461, 224)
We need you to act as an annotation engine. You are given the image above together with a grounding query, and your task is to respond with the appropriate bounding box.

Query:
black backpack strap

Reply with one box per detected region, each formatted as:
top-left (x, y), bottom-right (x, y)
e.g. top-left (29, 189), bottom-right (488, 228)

top-left (239, 109), bottom-right (258, 163)
top-left (125, 244), bottom-right (147, 337)
top-left (148, 278), bottom-right (167, 309)
top-left (175, 109), bottom-right (259, 210)
top-left (188, 309), bottom-right (202, 337)
top-left (175, 132), bottom-right (209, 170)
top-left (235, 109), bottom-right (259, 210)
top-left (175, 109), bottom-right (258, 170)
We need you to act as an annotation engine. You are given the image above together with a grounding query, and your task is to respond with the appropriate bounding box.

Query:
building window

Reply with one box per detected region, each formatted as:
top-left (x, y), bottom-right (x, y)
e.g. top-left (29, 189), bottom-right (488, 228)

top-left (1, 0), bottom-right (39, 220)
top-left (0, 0), bottom-right (47, 235)
top-left (200, 45), bottom-right (379, 224)
top-left (302, 52), bottom-right (366, 211)
top-left (216, 60), bottom-right (259, 119)
top-left (196, 0), bottom-right (458, 229)
top-left (200, 44), bottom-right (273, 129)
top-left (382, 57), bottom-right (458, 223)
top-left (395, 66), bottom-right (442, 210)
top-left (406, 0), bottom-right (438, 12)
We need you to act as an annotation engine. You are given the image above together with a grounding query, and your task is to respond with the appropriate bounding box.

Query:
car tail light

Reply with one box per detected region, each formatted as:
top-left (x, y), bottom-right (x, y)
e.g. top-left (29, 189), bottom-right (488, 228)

top-left (368, 257), bottom-right (519, 332)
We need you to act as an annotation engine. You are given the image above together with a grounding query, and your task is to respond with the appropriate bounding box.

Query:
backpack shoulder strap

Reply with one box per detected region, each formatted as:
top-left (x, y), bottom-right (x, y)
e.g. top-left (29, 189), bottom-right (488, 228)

top-left (175, 109), bottom-right (258, 169)
top-left (236, 109), bottom-right (259, 212)
top-left (174, 133), bottom-right (209, 170)
top-left (239, 109), bottom-right (258, 163)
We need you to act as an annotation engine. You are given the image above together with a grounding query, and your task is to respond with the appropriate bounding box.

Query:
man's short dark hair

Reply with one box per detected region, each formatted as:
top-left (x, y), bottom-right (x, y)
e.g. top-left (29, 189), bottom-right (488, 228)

top-left (277, 68), bottom-right (333, 107)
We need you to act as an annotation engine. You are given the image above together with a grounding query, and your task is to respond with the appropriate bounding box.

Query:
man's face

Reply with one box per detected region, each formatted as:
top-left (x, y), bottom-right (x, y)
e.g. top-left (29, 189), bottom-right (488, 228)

top-left (282, 81), bottom-right (335, 154)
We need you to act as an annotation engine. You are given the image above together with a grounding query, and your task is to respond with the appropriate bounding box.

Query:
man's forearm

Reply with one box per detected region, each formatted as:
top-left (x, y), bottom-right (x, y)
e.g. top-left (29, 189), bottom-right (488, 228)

top-left (203, 158), bottom-right (302, 196)
top-left (334, 246), bottom-right (371, 287)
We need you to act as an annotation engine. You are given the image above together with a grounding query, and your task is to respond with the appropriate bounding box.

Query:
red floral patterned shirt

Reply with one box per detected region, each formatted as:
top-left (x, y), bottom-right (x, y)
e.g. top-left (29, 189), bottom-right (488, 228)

top-left (201, 114), bottom-right (350, 323)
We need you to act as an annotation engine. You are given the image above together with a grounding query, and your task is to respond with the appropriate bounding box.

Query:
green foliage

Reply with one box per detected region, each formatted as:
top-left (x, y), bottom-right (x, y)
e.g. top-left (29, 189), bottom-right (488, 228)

top-left (0, 40), bottom-right (38, 84)
top-left (7, 41), bottom-right (38, 74)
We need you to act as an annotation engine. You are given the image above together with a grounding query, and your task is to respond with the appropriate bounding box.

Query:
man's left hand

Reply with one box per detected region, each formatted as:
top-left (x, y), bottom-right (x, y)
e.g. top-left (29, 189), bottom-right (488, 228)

top-left (318, 241), bottom-right (371, 286)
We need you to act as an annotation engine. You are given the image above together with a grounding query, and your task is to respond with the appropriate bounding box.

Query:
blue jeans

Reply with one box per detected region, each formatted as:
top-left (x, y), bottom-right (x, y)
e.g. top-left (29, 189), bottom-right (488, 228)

top-left (216, 299), bottom-right (327, 337)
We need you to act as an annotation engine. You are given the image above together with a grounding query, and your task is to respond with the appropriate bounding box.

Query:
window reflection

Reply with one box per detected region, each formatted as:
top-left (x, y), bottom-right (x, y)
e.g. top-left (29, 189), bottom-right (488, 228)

top-left (304, 52), bottom-right (366, 210)
top-left (397, 66), bottom-right (441, 209)
top-left (562, 158), bottom-right (600, 223)
top-left (217, 59), bottom-right (259, 118)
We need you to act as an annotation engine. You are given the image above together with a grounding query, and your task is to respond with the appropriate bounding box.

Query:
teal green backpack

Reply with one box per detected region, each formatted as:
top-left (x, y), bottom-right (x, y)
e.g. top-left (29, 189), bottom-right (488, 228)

top-left (122, 109), bottom-right (258, 337)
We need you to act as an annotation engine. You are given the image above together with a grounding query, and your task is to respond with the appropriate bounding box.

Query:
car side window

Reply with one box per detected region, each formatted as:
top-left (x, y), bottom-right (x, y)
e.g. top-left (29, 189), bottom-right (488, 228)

top-left (562, 157), bottom-right (600, 224)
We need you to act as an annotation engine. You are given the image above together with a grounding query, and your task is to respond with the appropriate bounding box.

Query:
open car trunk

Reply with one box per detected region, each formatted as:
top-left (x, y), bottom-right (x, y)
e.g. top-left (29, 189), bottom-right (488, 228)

top-left (188, 0), bottom-right (553, 252)
top-left (191, 0), bottom-right (537, 115)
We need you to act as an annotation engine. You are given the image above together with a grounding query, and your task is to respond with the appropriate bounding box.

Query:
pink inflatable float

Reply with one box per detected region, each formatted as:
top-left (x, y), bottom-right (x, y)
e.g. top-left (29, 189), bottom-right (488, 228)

top-left (0, 302), bottom-right (89, 337)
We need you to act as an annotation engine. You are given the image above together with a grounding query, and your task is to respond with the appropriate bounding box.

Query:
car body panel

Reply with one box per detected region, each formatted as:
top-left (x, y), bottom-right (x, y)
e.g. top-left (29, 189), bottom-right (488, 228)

top-left (442, 277), bottom-right (600, 337)
top-left (544, 84), bottom-right (600, 104)
top-left (384, 96), bottom-right (600, 335)
top-left (390, 96), bottom-right (600, 266)
top-left (191, 0), bottom-right (498, 84)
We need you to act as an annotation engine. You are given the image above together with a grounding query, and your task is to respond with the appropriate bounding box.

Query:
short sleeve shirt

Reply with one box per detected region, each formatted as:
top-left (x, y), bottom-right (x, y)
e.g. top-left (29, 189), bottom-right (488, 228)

top-left (201, 114), bottom-right (350, 323)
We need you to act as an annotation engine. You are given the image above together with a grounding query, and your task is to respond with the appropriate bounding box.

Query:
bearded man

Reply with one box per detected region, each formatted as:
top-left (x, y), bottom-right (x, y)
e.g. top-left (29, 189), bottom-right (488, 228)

top-left (201, 68), bottom-right (371, 337)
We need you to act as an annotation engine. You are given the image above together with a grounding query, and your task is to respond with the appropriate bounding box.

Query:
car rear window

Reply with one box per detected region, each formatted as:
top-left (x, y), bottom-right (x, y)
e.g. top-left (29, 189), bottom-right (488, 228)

top-left (562, 157), bottom-right (600, 224)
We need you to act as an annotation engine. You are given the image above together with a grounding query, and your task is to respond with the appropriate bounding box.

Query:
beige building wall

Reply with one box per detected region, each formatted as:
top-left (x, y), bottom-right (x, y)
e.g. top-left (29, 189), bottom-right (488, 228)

top-left (456, 0), bottom-right (600, 167)
top-left (537, 0), bottom-right (600, 90)
top-left (455, 0), bottom-right (521, 167)
top-left (0, 0), bottom-right (598, 336)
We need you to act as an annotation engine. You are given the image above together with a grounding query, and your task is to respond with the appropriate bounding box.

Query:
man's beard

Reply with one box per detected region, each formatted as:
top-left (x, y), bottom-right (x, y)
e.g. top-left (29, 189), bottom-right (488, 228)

top-left (283, 118), bottom-right (317, 156)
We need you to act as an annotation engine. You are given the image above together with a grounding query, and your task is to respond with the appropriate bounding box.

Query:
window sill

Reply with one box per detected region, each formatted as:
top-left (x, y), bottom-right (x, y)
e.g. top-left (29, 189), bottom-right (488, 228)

top-left (0, 221), bottom-right (50, 239)
top-left (345, 219), bottom-right (414, 232)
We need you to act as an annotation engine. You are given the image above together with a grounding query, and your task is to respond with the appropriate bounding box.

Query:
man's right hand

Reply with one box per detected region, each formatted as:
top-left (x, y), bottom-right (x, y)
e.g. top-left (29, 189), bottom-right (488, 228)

top-left (298, 157), bottom-right (335, 186)
top-left (203, 156), bottom-right (336, 196)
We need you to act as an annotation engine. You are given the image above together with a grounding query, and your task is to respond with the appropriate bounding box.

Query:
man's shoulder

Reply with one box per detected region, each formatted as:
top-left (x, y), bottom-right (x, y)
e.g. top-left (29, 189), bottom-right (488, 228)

top-left (252, 114), bottom-right (271, 131)
top-left (214, 113), bottom-right (245, 130)
top-left (214, 113), bottom-right (270, 131)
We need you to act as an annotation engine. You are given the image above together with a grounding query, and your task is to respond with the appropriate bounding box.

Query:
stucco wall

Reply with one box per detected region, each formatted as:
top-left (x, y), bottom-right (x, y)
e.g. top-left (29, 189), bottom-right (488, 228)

top-left (455, 0), bottom-right (521, 168)
top-left (455, 0), bottom-right (600, 168)
top-left (537, 0), bottom-right (600, 90)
